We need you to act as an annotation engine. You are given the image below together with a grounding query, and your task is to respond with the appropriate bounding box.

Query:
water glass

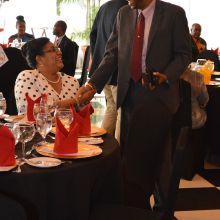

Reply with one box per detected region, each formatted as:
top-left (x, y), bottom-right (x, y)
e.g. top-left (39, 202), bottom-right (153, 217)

top-left (12, 123), bottom-right (36, 161)
top-left (55, 108), bottom-right (73, 130)
top-left (0, 92), bottom-right (6, 116)
top-left (36, 112), bottom-right (53, 145)
top-left (33, 103), bottom-right (48, 120)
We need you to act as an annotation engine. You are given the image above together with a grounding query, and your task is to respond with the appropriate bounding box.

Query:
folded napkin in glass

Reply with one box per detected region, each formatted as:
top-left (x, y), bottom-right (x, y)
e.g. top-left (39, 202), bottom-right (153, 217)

top-left (26, 93), bottom-right (47, 122)
top-left (71, 103), bottom-right (94, 136)
top-left (53, 117), bottom-right (78, 154)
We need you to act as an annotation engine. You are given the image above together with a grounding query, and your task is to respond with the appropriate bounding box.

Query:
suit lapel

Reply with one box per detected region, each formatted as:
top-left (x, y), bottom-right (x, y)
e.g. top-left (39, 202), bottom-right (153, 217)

top-left (146, 0), bottom-right (163, 56)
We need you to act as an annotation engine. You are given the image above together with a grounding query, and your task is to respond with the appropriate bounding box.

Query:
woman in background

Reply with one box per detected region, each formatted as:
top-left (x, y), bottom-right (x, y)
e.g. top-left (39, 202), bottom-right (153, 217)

top-left (8, 15), bottom-right (34, 44)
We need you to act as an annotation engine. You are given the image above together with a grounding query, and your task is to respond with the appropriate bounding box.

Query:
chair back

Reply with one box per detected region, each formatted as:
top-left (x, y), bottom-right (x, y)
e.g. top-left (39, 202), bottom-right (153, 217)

top-left (198, 50), bottom-right (220, 71)
top-left (78, 46), bottom-right (91, 86)
top-left (0, 193), bottom-right (27, 220)
top-left (0, 47), bottom-right (30, 114)
top-left (162, 127), bottom-right (190, 220)
top-left (72, 41), bottom-right (79, 74)
top-left (171, 79), bottom-right (191, 153)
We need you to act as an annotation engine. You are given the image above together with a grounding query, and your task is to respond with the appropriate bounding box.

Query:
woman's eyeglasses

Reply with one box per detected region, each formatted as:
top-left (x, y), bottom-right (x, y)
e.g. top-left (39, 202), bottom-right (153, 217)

top-left (43, 46), bottom-right (61, 53)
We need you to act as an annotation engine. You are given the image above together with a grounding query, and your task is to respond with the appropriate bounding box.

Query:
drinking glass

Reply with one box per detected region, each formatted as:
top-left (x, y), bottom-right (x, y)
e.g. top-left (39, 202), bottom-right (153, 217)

top-left (36, 112), bottom-right (53, 145)
top-left (12, 123), bottom-right (36, 161)
top-left (55, 108), bottom-right (73, 130)
top-left (0, 92), bottom-right (6, 117)
top-left (33, 103), bottom-right (48, 120)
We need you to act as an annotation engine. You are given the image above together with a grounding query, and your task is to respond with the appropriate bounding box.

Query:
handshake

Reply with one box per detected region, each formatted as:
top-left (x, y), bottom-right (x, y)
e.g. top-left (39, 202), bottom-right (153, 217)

top-left (75, 83), bottom-right (97, 110)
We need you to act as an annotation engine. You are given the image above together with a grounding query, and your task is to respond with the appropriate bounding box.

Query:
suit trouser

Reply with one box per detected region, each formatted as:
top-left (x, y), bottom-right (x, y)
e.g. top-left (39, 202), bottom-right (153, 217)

top-left (120, 81), bottom-right (172, 209)
top-left (102, 85), bottom-right (121, 143)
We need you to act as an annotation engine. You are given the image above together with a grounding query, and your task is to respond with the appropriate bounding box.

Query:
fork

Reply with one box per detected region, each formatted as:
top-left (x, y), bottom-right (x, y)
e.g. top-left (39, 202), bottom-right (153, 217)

top-left (26, 145), bottom-right (36, 156)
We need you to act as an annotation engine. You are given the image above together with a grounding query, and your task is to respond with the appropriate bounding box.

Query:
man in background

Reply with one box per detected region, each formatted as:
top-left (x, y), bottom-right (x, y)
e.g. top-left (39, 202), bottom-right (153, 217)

top-left (53, 20), bottom-right (78, 76)
top-left (89, 0), bottom-right (127, 141)
top-left (190, 23), bottom-right (207, 61)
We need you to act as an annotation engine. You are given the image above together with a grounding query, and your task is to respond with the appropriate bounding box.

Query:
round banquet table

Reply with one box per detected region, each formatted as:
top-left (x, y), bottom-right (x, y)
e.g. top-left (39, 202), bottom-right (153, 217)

top-left (206, 82), bottom-right (220, 163)
top-left (0, 134), bottom-right (122, 220)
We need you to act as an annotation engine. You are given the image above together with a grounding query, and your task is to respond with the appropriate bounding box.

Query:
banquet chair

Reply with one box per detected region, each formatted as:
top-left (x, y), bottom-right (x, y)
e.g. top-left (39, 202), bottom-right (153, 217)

top-left (0, 47), bottom-right (30, 115)
top-left (78, 46), bottom-right (91, 87)
top-left (89, 127), bottom-right (190, 220)
top-left (0, 193), bottom-right (27, 220)
top-left (72, 41), bottom-right (79, 75)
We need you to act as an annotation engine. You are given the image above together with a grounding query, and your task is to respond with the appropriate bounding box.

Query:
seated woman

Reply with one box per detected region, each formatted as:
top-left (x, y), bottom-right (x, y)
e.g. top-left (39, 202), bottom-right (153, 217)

top-left (8, 15), bottom-right (34, 44)
top-left (181, 68), bottom-right (209, 129)
top-left (15, 37), bottom-right (79, 114)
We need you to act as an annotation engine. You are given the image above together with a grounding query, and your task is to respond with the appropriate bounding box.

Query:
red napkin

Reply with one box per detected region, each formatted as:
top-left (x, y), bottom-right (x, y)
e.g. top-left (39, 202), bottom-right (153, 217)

top-left (53, 117), bottom-right (78, 154)
top-left (0, 125), bottom-right (16, 166)
top-left (26, 93), bottom-right (47, 122)
top-left (211, 48), bottom-right (219, 55)
top-left (71, 104), bottom-right (94, 136)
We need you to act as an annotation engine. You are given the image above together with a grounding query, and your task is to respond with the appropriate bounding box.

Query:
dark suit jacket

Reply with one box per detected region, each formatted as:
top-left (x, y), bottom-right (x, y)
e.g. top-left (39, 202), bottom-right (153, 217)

top-left (59, 35), bottom-right (79, 76)
top-left (90, 0), bottom-right (191, 113)
top-left (191, 35), bottom-right (207, 62)
top-left (89, 0), bottom-right (127, 85)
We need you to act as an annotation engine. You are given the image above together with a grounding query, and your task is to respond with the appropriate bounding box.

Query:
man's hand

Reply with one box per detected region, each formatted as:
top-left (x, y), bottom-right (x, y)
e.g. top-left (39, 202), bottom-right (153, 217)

top-left (76, 85), bottom-right (96, 106)
top-left (141, 72), bottom-right (168, 90)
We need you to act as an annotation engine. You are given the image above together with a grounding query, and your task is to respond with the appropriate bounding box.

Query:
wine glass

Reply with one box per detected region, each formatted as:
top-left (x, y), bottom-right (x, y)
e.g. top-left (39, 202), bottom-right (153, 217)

top-left (35, 112), bottom-right (53, 145)
top-left (33, 103), bottom-right (48, 120)
top-left (12, 123), bottom-right (36, 161)
top-left (55, 108), bottom-right (73, 130)
top-left (0, 92), bottom-right (6, 117)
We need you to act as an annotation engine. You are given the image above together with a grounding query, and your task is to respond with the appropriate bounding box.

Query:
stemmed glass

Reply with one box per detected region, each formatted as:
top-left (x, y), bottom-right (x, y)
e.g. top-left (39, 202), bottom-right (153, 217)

top-left (0, 92), bottom-right (6, 117)
top-left (55, 108), bottom-right (73, 130)
top-left (35, 112), bottom-right (53, 145)
top-left (33, 103), bottom-right (48, 120)
top-left (12, 123), bottom-right (36, 161)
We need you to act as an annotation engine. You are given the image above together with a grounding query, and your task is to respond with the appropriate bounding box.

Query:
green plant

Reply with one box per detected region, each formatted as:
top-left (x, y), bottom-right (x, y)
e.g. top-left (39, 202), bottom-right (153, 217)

top-left (56, 0), bottom-right (100, 42)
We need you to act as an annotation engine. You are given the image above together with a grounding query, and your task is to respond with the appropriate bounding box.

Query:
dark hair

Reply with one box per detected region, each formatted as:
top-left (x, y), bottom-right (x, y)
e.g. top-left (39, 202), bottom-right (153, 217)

top-left (57, 20), bottom-right (67, 33)
top-left (16, 15), bottom-right (26, 26)
top-left (21, 37), bottom-right (50, 68)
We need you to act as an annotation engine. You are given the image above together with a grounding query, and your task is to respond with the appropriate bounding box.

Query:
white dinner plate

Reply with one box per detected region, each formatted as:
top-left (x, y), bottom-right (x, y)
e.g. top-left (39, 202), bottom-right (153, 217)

top-left (51, 125), bottom-right (107, 137)
top-left (212, 71), bottom-right (220, 76)
top-left (0, 162), bottom-right (17, 172)
top-left (78, 137), bottom-right (104, 145)
top-left (208, 81), bottom-right (220, 86)
top-left (25, 157), bottom-right (61, 168)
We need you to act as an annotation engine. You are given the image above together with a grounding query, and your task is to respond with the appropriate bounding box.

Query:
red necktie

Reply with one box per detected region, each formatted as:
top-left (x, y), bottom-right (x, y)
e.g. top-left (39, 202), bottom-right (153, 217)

top-left (131, 13), bottom-right (145, 82)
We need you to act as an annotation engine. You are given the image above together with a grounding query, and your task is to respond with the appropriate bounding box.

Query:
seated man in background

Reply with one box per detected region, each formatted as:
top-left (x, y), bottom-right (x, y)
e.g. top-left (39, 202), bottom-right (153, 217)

top-left (190, 23), bottom-right (207, 61)
top-left (53, 20), bottom-right (79, 76)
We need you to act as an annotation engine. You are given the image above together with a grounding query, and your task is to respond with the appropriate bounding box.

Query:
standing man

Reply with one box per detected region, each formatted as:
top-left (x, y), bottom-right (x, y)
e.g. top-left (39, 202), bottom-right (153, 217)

top-left (77, 0), bottom-right (191, 209)
top-left (53, 20), bottom-right (79, 76)
top-left (190, 23), bottom-right (207, 61)
top-left (90, 0), bottom-right (127, 140)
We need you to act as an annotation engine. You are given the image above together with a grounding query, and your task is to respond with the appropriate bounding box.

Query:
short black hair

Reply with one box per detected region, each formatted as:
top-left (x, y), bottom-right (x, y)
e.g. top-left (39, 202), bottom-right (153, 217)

top-left (21, 37), bottom-right (50, 68)
top-left (57, 20), bottom-right (67, 33)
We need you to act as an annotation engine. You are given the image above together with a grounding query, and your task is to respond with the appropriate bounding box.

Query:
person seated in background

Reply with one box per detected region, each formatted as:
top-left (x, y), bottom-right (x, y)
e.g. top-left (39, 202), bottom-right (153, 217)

top-left (181, 68), bottom-right (209, 129)
top-left (190, 23), bottom-right (207, 62)
top-left (53, 20), bottom-right (79, 76)
top-left (8, 15), bottom-right (34, 44)
top-left (14, 37), bottom-right (80, 114)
